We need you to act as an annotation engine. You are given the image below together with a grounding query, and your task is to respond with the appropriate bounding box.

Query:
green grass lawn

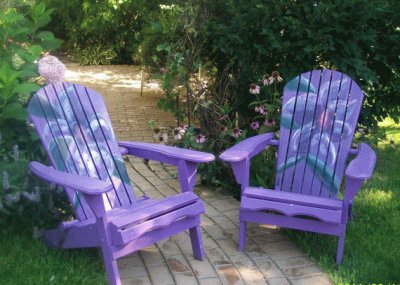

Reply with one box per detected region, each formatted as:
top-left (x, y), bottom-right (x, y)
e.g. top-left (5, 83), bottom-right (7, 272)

top-left (1, 119), bottom-right (399, 284)
top-left (0, 227), bottom-right (106, 284)
top-left (286, 118), bottom-right (400, 283)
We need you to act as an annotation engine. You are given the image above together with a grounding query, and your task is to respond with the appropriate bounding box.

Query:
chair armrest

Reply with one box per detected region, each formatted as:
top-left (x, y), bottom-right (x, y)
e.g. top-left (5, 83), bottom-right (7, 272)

top-left (29, 161), bottom-right (114, 195)
top-left (219, 132), bottom-right (275, 163)
top-left (118, 141), bottom-right (215, 165)
top-left (345, 143), bottom-right (376, 180)
top-left (219, 133), bottom-right (275, 192)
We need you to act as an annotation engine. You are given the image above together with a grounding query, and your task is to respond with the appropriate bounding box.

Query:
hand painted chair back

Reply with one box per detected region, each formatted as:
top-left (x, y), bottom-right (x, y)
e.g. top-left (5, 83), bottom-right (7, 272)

top-left (28, 82), bottom-right (136, 221)
top-left (275, 70), bottom-right (363, 198)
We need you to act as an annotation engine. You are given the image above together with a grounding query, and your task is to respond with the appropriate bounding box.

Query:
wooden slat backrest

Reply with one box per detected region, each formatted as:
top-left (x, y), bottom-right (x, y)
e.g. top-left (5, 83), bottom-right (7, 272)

top-left (28, 83), bottom-right (136, 220)
top-left (275, 70), bottom-right (363, 198)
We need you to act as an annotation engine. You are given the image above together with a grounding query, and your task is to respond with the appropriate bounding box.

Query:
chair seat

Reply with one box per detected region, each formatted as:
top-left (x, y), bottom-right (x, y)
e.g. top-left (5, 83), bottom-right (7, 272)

top-left (241, 187), bottom-right (343, 224)
top-left (109, 192), bottom-right (204, 245)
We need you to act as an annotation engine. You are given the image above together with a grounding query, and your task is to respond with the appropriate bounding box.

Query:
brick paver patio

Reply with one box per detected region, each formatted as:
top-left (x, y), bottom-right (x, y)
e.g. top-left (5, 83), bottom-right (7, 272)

top-left (65, 64), bottom-right (332, 285)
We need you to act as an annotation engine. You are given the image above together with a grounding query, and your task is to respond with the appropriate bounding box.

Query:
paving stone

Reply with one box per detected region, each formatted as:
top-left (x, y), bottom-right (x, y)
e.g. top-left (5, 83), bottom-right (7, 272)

top-left (259, 241), bottom-right (306, 260)
top-left (140, 246), bottom-right (164, 267)
top-left (203, 224), bottom-right (227, 240)
top-left (122, 275), bottom-right (152, 285)
top-left (282, 264), bottom-right (323, 279)
top-left (237, 268), bottom-right (266, 284)
top-left (267, 277), bottom-right (291, 285)
top-left (118, 255), bottom-right (147, 278)
top-left (174, 272), bottom-right (198, 285)
top-left (188, 259), bottom-right (218, 279)
top-left (157, 239), bottom-right (182, 257)
top-left (204, 204), bottom-right (223, 218)
top-left (166, 255), bottom-right (192, 274)
top-left (206, 247), bottom-right (230, 264)
top-left (274, 256), bottom-right (316, 270)
top-left (198, 277), bottom-right (222, 285)
top-left (147, 263), bottom-right (175, 285)
top-left (229, 254), bottom-right (257, 271)
top-left (216, 239), bottom-right (240, 256)
top-left (211, 216), bottom-right (237, 230)
top-left (214, 261), bottom-right (244, 285)
top-left (291, 274), bottom-right (332, 285)
top-left (253, 258), bottom-right (285, 278)
top-left (208, 198), bottom-right (239, 212)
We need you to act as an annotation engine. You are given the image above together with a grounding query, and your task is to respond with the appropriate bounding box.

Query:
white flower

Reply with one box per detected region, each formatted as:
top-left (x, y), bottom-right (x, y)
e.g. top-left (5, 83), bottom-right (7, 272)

top-left (38, 55), bottom-right (66, 84)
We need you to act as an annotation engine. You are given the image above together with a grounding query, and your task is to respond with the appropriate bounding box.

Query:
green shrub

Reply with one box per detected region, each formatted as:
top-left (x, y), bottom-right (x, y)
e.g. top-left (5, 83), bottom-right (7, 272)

top-left (44, 0), bottom-right (168, 64)
top-left (0, 3), bottom-right (67, 231)
top-left (76, 45), bottom-right (117, 65)
top-left (145, 0), bottom-right (400, 194)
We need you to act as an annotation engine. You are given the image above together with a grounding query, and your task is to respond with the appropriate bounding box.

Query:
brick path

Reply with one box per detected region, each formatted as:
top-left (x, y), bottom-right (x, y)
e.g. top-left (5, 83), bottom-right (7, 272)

top-left (65, 64), bottom-right (332, 285)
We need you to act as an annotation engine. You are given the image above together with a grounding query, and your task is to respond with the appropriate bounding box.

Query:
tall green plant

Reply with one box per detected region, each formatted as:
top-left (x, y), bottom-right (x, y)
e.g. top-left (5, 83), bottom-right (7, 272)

top-left (0, 2), bottom-right (62, 152)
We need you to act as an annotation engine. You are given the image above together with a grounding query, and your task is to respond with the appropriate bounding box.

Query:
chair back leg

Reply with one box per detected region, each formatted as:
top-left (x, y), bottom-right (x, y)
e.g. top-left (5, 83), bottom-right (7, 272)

top-left (238, 221), bottom-right (247, 251)
top-left (336, 234), bottom-right (346, 265)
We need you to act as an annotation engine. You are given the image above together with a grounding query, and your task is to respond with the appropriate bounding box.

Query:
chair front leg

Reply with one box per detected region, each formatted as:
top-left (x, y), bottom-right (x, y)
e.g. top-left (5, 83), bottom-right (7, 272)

top-left (189, 218), bottom-right (205, 260)
top-left (177, 160), bottom-right (198, 192)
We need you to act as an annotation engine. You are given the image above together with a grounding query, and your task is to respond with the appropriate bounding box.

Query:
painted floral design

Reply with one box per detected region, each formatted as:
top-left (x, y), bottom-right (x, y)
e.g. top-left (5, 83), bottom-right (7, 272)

top-left (29, 84), bottom-right (131, 209)
top-left (278, 75), bottom-right (357, 193)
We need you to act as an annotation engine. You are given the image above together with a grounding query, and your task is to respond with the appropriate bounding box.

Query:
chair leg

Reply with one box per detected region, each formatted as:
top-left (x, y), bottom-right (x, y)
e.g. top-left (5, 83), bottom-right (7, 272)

top-left (238, 221), bottom-right (247, 251)
top-left (100, 245), bottom-right (121, 285)
top-left (189, 225), bottom-right (205, 260)
top-left (336, 235), bottom-right (346, 265)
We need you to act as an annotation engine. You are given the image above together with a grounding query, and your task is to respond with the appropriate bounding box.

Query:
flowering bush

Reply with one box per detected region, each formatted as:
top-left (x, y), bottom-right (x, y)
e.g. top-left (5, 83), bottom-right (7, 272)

top-left (149, 71), bottom-right (283, 195)
top-left (0, 138), bottom-right (71, 232)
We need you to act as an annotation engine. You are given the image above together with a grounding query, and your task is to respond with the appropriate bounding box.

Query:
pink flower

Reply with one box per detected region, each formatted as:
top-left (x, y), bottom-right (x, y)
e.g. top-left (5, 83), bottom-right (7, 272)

top-left (250, 121), bottom-right (260, 130)
top-left (173, 127), bottom-right (185, 140)
top-left (232, 128), bottom-right (242, 138)
top-left (219, 115), bottom-right (229, 121)
top-left (249, 83), bottom-right (260, 95)
top-left (262, 73), bottom-right (272, 86)
top-left (270, 71), bottom-right (283, 83)
top-left (196, 134), bottom-right (206, 144)
top-left (219, 126), bottom-right (228, 132)
top-left (255, 105), bottom-right (267, 115)
top-left (264, 119), bottom-right (276, 127)
top-left (38, 55), bottom-right (66, 84)
top-left (160, 67), bottom-right (168, 74)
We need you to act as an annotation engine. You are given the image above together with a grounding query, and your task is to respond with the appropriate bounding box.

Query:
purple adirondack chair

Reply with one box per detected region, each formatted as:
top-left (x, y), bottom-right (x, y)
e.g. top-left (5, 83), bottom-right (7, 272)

top-left (27, 82), bottom-right (215, 285)
top-left (220, 70), bottom-right (376, 264)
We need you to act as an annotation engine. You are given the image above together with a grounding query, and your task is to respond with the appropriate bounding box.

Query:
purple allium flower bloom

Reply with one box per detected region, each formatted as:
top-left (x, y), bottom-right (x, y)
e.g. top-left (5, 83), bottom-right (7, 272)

top-left (38, 55), bottom-right (66, 84)
top-left (232, 128), bottom-right (242, 138)
top-left (249, 83), bottom-right (260, 95)
top-left (250, 121), bottom-right (260, 130)
top-left (196, 134), bottom-right (206, 144)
